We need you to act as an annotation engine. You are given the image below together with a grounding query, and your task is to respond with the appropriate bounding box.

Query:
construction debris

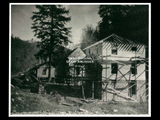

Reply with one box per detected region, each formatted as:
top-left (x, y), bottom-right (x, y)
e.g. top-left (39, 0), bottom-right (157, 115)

top-left (76, 108), bottom-right (89, 113)
top-left (81, 99), bottom-right (98, 103)
top-left (106, 87), bottom-right (137, 101)
top-left (61, 103), bottom-right (73, 106)
top-left (113, 109), bottom-right (118, 113)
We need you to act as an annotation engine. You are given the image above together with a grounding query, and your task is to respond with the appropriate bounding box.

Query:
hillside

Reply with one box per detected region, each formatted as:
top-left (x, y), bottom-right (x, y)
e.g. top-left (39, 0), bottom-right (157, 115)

top-left (11, 36), bottom-right (39, 75)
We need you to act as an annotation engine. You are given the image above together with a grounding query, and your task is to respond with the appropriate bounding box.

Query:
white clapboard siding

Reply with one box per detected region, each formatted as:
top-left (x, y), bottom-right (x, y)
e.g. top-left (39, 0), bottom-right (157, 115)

top-left (83, 33), bottom-right (146, 81)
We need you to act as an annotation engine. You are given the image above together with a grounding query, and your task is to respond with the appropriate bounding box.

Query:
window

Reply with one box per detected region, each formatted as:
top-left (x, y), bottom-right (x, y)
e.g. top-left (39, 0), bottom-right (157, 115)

top-left (111, 43), bottom-right (118, 55)
top-left (111, 46), bottom-right (118, 55)
top-left (129, 80), bottom-right (137, 96)
top-left (89, 49), bottom-right (90, 54)
top-left (131, 46), bottom-right (137, 51)
top-left (131, 63), bottom-right (137, 75)
top-left (42, 68), bottom-right (47, 75)
top-left (111, 63), bottom-right (118, 74)
top-left (96, 45), bottom-right (98, 54)
top-left (76, 67), bottom-right (80, 75)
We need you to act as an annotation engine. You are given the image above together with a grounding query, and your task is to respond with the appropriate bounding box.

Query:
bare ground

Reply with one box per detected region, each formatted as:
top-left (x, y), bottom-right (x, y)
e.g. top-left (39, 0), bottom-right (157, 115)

top-left (10, 85), bottom-right (148, 116)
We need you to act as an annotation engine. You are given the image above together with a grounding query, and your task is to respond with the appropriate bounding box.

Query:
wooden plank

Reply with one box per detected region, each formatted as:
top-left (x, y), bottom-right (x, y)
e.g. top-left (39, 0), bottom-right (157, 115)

top-left (32, 75), bottom-right (39, 81)
top-left (128, 66), bottom-right (132, 96)
top-left (141, 87), bottom-right (149, 98)
top-left (106, 87), bottom-right (137, 101)
top-left (118, 69), bottom-right (128, 81)
top-left (136, 82), bottom-right (146, 92)
top-left (143, 94), bottom-right (149, 101)
top-left (113, 71), bottom-right (118, 100)
top-left (61, 103), bottom-right (73, 106)
top-left (135, 70), bottom-right (146, 80)
top-left (107, 90), bottom-right (134, 101)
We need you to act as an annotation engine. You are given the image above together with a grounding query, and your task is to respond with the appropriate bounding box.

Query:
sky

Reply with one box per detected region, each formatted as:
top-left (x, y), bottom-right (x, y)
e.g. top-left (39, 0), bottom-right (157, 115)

top-left (11, 4), bottom-right (101, 47)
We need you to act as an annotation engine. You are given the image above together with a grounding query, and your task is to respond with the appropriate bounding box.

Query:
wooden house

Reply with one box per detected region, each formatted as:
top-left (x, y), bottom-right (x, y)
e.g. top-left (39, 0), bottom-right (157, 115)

top-left (82, 33), bottom-right (148, 101)
top-left (30, 62), bottom-right (56, 82)
top-left (30, 45), bottom-right (72, 82)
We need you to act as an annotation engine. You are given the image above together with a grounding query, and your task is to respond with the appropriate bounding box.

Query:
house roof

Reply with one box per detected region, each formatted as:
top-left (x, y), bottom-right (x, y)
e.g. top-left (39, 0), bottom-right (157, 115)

top-left (29, 62), bottom-right (55, 71)
top-left (83, 33), bottom-right (145, 52)
top-left (68, 47), bottom-right (86, 59)
top-left (68, 47), bottom-right (86, 65)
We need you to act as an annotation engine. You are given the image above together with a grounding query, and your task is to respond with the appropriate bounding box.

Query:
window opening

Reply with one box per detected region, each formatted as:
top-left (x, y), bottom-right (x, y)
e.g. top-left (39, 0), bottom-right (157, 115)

top-left (129, 80), bottom-right (137, 96)
top-left (111, 63), bottom-right (118, 74)
top-left (131, 63), bottom-right (137, 75)
top-left (42, 68), bottom-right (47, 75)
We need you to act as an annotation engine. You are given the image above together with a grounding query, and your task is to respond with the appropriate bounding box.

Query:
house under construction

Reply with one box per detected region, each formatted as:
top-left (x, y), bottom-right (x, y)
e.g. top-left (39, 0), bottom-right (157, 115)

top-left (66, 33), bottom-right (148, 102)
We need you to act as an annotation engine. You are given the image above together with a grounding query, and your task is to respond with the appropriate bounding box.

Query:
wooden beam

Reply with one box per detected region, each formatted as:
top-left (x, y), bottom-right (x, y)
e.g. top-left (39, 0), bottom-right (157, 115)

top-left (32, 75), bottom-right (39, 82)
top-left (135, 70), bottom-right (146, 80)
top-left (118, 69), bottom-right (128, 81)
top-left (143, 94), bottom-right (149, 101)
top-left (107, 90), bottom-right (133, 101)
top-left (136, 82), bottom-right (146, 92)
top-left (106, 87), bottom-right (137, 101)
top-left (117, 62), bottom-right (142, 82)
top-left (113, 70), bottom-right (118, 100)
top-left (128, 67), bottom-right (132, 97)
top-left (103, 64), bottom-right (125, 82)
top-left (141, 87), bottom-right (149, 98)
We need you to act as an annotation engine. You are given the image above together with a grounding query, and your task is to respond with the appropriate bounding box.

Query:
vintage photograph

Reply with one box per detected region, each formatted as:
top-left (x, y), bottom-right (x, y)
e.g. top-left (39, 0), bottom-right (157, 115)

top-left (9, 3), bottom-right (151, 116)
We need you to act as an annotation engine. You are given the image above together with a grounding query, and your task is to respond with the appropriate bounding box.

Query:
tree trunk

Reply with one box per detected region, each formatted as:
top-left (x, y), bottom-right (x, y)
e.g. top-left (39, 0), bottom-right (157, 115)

top-left (48, 53), bottom-right (52, 82)
top-left (48, 6), bottom-right (54, 83)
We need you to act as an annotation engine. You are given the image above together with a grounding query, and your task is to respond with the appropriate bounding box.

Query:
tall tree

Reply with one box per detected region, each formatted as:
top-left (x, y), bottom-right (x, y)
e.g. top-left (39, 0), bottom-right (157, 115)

top-left (98, 5), bottom-right (148, 45)
top-left (31, 5), bottom-right (71, 82)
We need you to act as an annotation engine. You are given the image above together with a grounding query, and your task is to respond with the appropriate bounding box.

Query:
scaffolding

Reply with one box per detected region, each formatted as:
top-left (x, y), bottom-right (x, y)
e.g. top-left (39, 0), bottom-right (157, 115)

top-left (101, 55), bottom-right (149, 102)
top-left (57, 44), bottom-right (149, 102)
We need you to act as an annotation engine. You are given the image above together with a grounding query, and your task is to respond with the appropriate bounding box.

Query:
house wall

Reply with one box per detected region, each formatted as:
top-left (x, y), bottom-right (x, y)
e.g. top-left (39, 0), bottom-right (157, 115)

top-left (84, 41), bottom-right (146, 81)
top-left (102, 42), bottom-right (146, 58)
top-left (37, 64), bottom-right (55, 78)
top-left (105, 80), bottom-right (146, 101)
top-left (101, 42), bottom-right (146, 81)
top-left (101, 42), bottom-right (146, 101)
top-left (83, 40), bottom-right (147, 101)
top-left (103, 64), bottom-right (146, 81)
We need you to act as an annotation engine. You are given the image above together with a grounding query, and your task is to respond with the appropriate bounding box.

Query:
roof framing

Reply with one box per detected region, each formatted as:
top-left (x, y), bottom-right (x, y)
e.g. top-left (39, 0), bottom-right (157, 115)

top-left (83, 33), bottom-right (145, 52)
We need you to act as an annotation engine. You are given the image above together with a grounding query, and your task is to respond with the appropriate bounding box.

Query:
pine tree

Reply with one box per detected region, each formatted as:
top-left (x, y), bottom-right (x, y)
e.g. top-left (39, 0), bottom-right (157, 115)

top-left (31, 5), bottom-right (71, 82)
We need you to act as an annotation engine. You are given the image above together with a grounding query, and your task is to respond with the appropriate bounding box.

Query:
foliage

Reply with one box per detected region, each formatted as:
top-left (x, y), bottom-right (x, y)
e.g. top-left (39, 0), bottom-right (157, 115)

top-left (80, 24), bottom-right (99, 49)
top-left (98, 5), bottom-right (149, 45)
top-left (31, 5), bottom-right (71, 59)
top-left (31, 5), bottom-right (71, 80)
top-left (11, 36), bottom-right (39, 74)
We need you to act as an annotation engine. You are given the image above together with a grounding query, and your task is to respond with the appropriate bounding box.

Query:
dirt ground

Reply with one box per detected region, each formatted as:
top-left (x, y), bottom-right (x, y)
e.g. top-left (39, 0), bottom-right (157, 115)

top-left (10, 85), bottom-right (149, 116)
